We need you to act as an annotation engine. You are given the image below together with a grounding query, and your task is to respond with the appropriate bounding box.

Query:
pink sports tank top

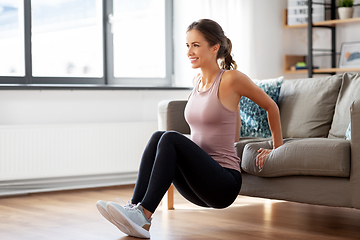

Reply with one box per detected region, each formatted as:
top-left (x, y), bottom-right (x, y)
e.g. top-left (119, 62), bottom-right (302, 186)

top-left (184, 69), bottom-right (241, 172)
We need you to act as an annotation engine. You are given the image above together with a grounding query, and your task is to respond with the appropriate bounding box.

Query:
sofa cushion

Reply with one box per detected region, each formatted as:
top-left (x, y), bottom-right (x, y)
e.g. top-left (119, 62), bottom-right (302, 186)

top-left (240, 76), bottom-right (284, 138)
top-left (329, 73), bottom-right (360, 139)
top-left (241, 138), bottom-right (350, 177)
top-left (278, 75), bottom-right (342, 138)
top-left (235, 137), bottom-right (269, 160)
top-left (158, 100), bottom-right (190, 134)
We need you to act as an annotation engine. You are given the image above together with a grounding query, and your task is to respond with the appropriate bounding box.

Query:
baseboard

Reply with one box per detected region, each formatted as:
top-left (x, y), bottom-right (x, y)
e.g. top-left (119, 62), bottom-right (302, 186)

top-left (0, 172), bottom-right (138, 197)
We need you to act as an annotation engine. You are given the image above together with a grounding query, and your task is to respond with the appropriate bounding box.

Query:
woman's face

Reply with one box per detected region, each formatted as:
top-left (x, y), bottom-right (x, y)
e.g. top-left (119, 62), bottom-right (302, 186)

top-left (186, 30), bottom-right (217, 69)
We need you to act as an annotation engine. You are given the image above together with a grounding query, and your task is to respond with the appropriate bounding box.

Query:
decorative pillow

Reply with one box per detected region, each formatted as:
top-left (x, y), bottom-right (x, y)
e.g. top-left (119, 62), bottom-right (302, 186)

top-left (239, 76), bottom-right (284, 138)
top-left (346, 123), bottom-right (351, 140)
top-left (279, 75), bottom-right (342, 138)
top-left (329, 73), bottom-right (360, 139)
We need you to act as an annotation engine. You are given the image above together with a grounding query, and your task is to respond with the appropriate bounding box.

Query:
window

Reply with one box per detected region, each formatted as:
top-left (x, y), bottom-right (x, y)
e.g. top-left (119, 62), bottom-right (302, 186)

top-left (108, 0), bottom-right (172, 86)
top-left (113, 0), bottom-right (165, 78)
top-left (0, 0), bottom-right (25, 77)
top-left (0, 0), bottom-right (173, 87)
top-left (31, 0), bottom-right (103, 78)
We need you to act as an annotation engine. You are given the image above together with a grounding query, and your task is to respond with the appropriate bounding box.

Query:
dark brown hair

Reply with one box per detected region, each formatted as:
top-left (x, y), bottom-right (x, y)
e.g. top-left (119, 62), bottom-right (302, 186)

top-left (187, 19), bottom-right (237, 70)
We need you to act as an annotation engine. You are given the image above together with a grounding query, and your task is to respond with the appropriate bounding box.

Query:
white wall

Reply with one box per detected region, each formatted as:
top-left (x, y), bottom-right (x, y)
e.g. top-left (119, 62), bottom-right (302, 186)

top-left (248, 0), bottom-right (287, 80)
top-left (0, 89), bottom-right (190, 125)
top-left (173, 0), bottom-right (287, 84)
top-left (0, 88), bottom-right (191, 192)
top-left (173, 0), bottom-right (360, 83)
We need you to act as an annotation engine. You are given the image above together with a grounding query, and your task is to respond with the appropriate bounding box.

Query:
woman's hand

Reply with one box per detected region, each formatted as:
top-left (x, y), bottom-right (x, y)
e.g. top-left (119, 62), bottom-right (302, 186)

top-left (256, 148), bottom-right (272, 169)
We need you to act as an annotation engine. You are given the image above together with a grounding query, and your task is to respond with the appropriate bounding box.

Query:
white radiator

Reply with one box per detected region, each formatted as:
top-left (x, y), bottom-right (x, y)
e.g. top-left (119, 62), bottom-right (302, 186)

top-left (0, 122), bottom-right (158, 196)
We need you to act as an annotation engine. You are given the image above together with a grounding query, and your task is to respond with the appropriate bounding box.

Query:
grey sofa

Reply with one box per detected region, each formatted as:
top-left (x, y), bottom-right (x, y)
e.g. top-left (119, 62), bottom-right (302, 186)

top-left (158, 72), bottom-right (360, 210)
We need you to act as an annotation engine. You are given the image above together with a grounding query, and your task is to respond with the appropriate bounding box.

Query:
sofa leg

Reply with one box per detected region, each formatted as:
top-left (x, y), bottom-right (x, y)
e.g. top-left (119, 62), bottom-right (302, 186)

top-left (163, 185), bottom-right (175, 210)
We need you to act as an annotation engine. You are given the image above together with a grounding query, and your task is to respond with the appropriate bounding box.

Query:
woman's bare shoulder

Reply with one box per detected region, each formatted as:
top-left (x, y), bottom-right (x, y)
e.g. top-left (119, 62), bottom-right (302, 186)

top-left (222, 69), bottom-right (252, 86)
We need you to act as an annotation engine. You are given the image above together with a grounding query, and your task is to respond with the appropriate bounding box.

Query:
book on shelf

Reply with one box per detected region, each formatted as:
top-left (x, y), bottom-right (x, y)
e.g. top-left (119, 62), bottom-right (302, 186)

top-left (290, 66), bottom-right (320, 71)
top-left (287, 0), bottom-right (325, 26)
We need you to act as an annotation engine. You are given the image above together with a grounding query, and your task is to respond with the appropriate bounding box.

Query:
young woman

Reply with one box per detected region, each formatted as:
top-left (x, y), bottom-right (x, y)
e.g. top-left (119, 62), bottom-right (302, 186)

top-left (96, 19), bottom-right (283, 239)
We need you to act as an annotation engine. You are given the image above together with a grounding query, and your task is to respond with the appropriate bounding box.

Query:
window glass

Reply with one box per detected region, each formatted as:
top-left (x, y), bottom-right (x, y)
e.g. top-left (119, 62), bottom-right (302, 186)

top-left (113, 0), bottom-right (166, 78)
top-left (0, 0), bottom-right (25, 76)
top-left (31, 0), bottom-right (103, 77)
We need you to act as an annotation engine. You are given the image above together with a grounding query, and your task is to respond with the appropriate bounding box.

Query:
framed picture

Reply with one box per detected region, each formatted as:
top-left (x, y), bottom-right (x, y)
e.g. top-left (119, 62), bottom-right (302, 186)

top-left (339, 42), bottom-right (360, 69)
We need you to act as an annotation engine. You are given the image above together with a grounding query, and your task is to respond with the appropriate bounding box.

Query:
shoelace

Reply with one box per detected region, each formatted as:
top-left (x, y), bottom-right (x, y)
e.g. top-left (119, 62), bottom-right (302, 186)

top-left (115, 198), bottom-right (135, 209)
top-left (124, 203), bottom-right (152, 222)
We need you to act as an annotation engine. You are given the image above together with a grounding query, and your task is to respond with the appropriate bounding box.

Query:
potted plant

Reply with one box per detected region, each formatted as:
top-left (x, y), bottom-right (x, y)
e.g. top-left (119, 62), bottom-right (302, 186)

top-left (338, 0), bottom-right (354, 19)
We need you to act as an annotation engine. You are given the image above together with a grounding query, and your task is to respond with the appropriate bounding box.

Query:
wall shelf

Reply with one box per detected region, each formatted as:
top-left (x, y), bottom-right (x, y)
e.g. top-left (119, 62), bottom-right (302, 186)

top-left (283, 9), bottom-right (360, 29)
top-left (283, 54), bottom-right (360, 74)
top-left (285, 68), bottom-right (360, 74)
top-left (313, 67), bottom-right (360, 73)
top-left (283, 1), bottom-right (360, 77)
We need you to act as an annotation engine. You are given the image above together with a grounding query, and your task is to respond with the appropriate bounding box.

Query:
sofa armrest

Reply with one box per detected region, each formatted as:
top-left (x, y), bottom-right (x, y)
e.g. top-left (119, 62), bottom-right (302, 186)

top-left (351, 99), bottom-right (360, 208)
top-left (158, 100), bottom-right (190, 134)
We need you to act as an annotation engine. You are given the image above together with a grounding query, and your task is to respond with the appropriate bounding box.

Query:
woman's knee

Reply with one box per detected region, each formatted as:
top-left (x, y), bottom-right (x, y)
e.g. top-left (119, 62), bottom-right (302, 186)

top-left (157, 131), bottom-right (180, 144)
top-left (150, 131), bottom-right (165, 140)
top-left (145, 131), bottom-right (166, 148)
top-left (160, 131), bottom-right (181, 141)
top-left (156, 131), bottom-right (183, 150)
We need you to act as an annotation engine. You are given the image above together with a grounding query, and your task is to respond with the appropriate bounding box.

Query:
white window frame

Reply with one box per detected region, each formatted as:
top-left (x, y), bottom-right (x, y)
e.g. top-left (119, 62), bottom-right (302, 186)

top-left (0, 0), bottom-right (174, 88)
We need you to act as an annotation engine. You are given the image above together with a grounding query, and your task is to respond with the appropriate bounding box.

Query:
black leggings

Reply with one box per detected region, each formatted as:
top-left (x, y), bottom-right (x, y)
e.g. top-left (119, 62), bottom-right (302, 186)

top-left (131, 131), bottom-right (242, 213)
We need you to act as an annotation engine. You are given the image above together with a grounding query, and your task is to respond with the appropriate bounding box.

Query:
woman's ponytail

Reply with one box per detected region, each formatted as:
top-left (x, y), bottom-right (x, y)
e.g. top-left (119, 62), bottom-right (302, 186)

top-left (219, 37), bottom-right (237, 70)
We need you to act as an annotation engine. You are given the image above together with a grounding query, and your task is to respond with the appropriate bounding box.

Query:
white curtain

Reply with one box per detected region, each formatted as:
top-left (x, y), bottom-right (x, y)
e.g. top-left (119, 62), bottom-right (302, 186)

top-left (173, 0), bottom-right (287, 87)
top-left (173, 0), bottom-right (257, 87)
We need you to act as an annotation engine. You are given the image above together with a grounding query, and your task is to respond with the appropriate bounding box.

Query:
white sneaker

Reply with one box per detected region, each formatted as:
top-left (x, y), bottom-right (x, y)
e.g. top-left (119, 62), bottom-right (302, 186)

top-left (96, 200), bottom-right (132, 236)
top-left (107, 202), bottom-right (151, 239)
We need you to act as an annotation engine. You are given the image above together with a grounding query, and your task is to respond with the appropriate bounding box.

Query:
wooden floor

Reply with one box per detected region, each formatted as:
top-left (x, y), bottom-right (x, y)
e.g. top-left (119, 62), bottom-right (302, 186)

top-left (0, 185), bottom-right (360, 240)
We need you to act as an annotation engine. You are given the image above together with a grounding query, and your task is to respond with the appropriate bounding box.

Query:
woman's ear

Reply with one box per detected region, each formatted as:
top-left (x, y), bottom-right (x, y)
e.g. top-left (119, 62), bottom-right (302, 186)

top-left (212, 44), bottom-right (220, 54)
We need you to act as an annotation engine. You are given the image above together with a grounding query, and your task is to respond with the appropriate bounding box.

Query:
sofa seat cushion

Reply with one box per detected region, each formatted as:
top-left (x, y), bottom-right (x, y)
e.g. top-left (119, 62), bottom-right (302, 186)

top-left (235, 137), bottom-right (269, 159)
top-left (241, 138), bottom-right (350, 177)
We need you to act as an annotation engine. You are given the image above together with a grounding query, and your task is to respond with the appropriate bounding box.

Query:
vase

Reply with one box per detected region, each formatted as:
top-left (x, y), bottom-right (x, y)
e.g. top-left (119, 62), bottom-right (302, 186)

top-left (338, 7), bottom-right (354, 19)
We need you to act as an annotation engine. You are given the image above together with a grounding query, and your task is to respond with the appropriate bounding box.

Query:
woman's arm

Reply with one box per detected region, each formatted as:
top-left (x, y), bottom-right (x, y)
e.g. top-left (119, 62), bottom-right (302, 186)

top-left (256, 100), bottom-right (283, 169)
top-left (260, 97), bottom-right (283, 149)
top-left (226, 70), bottom-right (283, 168)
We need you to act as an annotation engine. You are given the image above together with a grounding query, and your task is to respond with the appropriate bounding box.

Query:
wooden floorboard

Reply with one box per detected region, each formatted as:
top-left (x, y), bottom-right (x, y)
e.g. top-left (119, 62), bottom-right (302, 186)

top-left (0, 185), bottom-right (360, 240)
